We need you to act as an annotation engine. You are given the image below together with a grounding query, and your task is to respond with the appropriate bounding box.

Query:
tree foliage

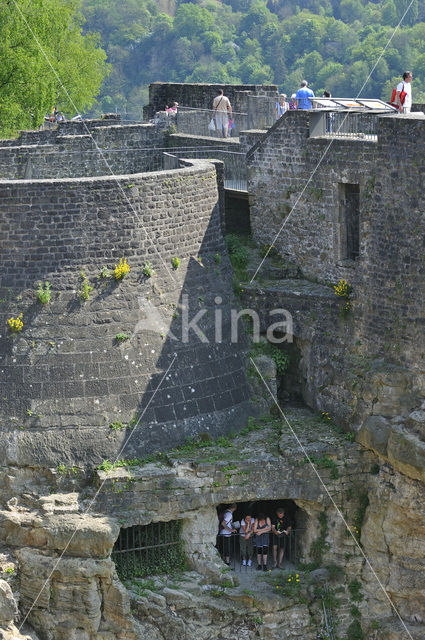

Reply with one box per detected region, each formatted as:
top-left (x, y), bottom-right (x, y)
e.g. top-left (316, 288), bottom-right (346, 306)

top-left (0, 0), bottom-right (108, 136)
top-left (80, 0), bottom-right (425, 117)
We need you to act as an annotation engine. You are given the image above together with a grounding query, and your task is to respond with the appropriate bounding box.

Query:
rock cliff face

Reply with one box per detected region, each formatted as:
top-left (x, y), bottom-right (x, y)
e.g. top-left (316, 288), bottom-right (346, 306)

top-left (0, 410), bottom-right (423, 640)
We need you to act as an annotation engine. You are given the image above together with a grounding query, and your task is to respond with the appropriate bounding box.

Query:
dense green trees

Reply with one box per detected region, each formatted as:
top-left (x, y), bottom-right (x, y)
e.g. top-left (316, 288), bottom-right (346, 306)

top-left (79, 0), bottom-right (425, 117)
top-left (0, 0), bottom-right (108, 136)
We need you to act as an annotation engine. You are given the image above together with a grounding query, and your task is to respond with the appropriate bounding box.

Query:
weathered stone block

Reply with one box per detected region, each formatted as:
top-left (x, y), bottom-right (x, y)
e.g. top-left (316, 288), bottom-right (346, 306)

top-left (0, 580), bottom-right (17, 626)
top-left (357, 415), bottom-right (391, 457)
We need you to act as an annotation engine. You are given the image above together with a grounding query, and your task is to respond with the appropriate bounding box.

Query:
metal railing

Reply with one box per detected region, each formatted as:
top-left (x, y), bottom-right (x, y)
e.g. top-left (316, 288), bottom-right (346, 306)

top-left (310, 110), bottom-right (379, 140)
top-left (169, 147), bottom-right (247, 191)
top-left (216, 529), bottom-right (305, 571)
top-left (112, 521), bottom-right (185, 580)
top-left (41, 99), bottom-right (280, 137)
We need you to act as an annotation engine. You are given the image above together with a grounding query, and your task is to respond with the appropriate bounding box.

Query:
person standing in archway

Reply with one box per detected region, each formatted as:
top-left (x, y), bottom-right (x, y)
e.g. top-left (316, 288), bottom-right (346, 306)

top-left (253, 512), bottom-right (271, 571)
top-left (272, 506), bottom-right (292, 569)
top-left (219, 503), bottom-right (237, 565)
top-left (240, 512), bottom-right (254, 567)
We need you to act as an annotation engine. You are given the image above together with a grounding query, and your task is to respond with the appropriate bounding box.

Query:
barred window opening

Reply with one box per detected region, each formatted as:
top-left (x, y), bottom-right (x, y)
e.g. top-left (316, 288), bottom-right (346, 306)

top-left (112, 520), bottom-right (186, 580)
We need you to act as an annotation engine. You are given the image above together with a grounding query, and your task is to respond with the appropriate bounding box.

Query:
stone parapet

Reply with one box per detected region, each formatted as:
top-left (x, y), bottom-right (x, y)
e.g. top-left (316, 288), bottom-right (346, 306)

top-left (0, 158), bottom-right (251, 465)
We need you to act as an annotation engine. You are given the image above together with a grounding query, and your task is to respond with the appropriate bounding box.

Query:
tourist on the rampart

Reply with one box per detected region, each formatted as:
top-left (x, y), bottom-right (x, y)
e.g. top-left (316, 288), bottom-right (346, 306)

top-left (219, 503), bottom-right (237, 565)
top-left (275, 93), bottom-right (289, 119)
top-left (396, 71), bottom-right (413, 113)
top-left (323, 91), bottom-right (334, 132)
top-left (295, 80), bottom-right (315, 110)
top-left (213, 88), bottom-right (232, 138)
top-left (240, 513), bottom-right (254, 567)
top-left (289, 94), bottom-right (297, 110)
top-left (166, 102), bottom-right (179, 113)
top-left (272, 506), bottom-right (292, 569)
top-left (253, 512), bottom-right (271, 571)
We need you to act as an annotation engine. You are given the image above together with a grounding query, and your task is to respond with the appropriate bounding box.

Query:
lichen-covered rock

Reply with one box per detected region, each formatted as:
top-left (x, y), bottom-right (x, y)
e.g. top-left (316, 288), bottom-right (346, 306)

top-left (361, 466), bottom-right (425, 624)
top-left (0, 511), bottom-right (119, 558)
top-left (14, 549), bottom-right (137, 640)
top-left (249, 354), bottom-right (277, 411)
top-left (0, 580), bottom-right (17, 626)
top-left (387, 428), bottom-right (425, 483)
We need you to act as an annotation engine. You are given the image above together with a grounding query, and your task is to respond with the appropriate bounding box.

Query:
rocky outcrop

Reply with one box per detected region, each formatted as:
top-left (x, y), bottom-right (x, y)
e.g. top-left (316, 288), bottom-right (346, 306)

top-left (361, 463), bottom-right (425, 626)
top-left (0, 580), bottom-right (17, 627)
top-left (128, 571), bottom-right (318, 640)
top-left (0, 408), bottom-right (422, 639)
top-left (358, 404), bottom-right (425, 483)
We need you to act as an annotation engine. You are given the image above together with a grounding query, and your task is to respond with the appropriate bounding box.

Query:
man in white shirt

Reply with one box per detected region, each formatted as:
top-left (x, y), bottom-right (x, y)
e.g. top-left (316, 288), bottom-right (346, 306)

top-left (213, 89), bottom-right (232, 138)
top-left (396, 71), bottom-right (412, 114)
top-left (219, 503), bottom-right (237, 565)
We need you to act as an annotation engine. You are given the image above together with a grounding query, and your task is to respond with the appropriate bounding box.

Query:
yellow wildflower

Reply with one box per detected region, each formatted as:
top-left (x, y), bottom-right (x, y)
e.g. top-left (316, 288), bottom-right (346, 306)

top-left (8, 313), bottom-right (23, 333)
top-left (114, 258), bottom-right (130, 280)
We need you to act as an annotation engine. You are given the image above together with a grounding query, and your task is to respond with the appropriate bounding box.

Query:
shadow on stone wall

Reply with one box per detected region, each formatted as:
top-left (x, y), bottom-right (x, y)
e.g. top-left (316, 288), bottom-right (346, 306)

top-left (0, 160), bottom-right (253, 468)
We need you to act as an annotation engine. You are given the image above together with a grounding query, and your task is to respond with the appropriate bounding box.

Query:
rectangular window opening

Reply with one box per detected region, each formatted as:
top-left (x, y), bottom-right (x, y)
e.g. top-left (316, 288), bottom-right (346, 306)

top-left (111, 520), bottom-right (186, 581)
top-left (339, 183), bottom-right (360, 261)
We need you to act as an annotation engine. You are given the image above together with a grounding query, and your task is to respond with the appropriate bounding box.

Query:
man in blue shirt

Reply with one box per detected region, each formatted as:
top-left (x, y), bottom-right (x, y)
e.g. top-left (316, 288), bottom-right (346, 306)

top-left (295, 80), bottom-right (315, 110)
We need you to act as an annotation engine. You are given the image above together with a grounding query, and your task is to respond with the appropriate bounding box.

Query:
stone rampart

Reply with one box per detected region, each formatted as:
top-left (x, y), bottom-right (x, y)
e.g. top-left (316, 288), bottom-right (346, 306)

top-left (0, 157), bottom-right (251, 466)
top-left (0, 121), bottom-right (164, 180)
top-left (145, 82), bottom-right (278, 118)
top-left (246, 110), bottom-right (425, 478)
top-left (247, 111), bottom-right (425, 369)
top-left (247, 110), bottom-right (377, 285)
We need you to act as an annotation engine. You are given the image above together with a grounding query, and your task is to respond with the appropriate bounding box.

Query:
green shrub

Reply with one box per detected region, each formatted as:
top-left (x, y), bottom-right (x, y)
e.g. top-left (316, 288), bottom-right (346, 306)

top-left (142, 261), bottom-right (155, 277)
top-left (110, 421), bottom-right (126, 430)
top-left (325, 564), bottom-right (344, 580)
top-left (348, 579), bottom-right (363, 602)
top-left (310, 512), bottom-right (330, 564)
top-left (171, 257), bottom-right (180, 270)
top-left (347, 619), bottom-right (363, 640)
top-left (37, 281), bottom-right (51, 304)
top-left (115, 332), bottom-right (131, 343)
top-left (78, 270), bottom-right (93, 301)
top-left (100, 266), bottom-right (112, 279)
top-left (225, 233), bottom-right (250, 270)
top-left (250, 342), bottom-right (290, 376)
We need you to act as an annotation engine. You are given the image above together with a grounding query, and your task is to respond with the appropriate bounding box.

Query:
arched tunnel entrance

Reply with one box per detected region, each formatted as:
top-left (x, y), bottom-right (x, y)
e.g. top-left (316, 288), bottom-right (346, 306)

top-left (216, 499), bottom-right (308, 572)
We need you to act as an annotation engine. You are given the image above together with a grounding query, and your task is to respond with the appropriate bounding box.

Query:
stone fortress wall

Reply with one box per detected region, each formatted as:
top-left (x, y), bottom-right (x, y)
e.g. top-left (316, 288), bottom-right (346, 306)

top-left (0, 87), bottom-right (424, 640)
top-left (0, 118), bottom-right (252, 468)
top-left (246, 109), bottom-right (425, 434)
top-left (0, 119), bottom-right (163, 180)
top-left (144, 82), bottom-right (278, 118)
top-left (241, 106), bottom-right (425, 639)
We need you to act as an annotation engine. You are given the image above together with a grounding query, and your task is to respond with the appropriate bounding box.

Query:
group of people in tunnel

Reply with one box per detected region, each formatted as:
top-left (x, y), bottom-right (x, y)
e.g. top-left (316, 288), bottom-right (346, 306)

top-left (218, 503), bottom-right (292, 571)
